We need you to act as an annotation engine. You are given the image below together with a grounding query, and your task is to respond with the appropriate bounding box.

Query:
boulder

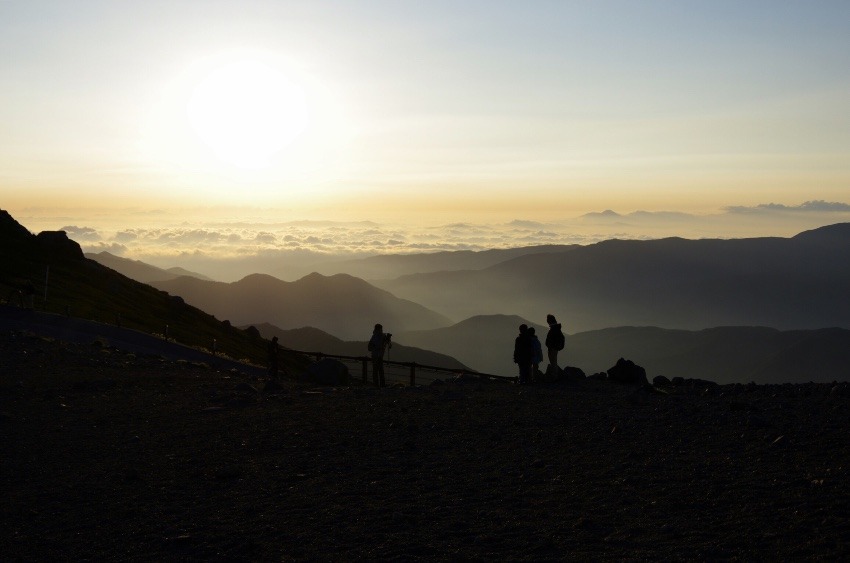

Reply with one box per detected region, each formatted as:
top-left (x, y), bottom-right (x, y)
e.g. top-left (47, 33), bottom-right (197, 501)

top-left (304, 358), bottom-right (350, 386)
top-left (562, 366), bottom-right (586, 381)
top-left (653, 375), bottom-right (671, 387)
top-left (606, 358), bottom-right (648, 386)
top-left (36, 230), bottom-right (84, 260)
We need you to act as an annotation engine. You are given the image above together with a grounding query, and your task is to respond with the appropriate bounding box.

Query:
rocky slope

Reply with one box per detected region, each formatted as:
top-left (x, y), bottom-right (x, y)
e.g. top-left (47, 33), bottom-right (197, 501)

top-left (2, 331), bottom-right (849, 560)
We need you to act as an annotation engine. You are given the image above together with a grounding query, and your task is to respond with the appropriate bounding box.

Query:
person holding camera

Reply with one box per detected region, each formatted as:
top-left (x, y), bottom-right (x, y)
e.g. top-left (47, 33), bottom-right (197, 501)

top-left (368, 323), bottom-right (391, 387)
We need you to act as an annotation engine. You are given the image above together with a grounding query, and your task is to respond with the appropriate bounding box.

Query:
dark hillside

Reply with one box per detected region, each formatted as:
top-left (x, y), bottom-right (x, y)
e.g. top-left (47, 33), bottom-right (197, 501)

top-left (0, 210), bottom-right (296, 369)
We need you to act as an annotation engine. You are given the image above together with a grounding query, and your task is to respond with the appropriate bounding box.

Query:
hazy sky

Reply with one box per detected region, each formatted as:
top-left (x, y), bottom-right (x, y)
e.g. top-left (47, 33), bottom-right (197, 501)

top-left (3, 1), bottom-right (850, 238)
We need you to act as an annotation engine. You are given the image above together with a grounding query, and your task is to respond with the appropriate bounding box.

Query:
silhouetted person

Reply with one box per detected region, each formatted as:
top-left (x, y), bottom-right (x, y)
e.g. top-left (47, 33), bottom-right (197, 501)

top-left (545, 314), bottom-right (565, 378)
top-left (23, 279), bottom-right (35, 309)
top-left (513, 324), bottom-right (534, 385)
top-left (528, 327), bottom-right (543, 381)
top-left (268, 336), bottom-right (280, 379)
top-left (368, 323), bottom-right (389, 387)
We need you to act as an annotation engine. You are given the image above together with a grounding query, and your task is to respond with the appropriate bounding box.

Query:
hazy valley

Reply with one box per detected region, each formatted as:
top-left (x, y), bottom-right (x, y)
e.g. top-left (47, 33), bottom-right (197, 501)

top-left (78, 218), bottom-right (850, 383)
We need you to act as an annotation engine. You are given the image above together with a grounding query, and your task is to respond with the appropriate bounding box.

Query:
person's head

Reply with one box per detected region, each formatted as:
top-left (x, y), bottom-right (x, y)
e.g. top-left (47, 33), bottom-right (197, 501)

top-left (272, 336), bottom-right (278, 343)
top-left (547, 314), bottom-right (557, 325)
top-left (374, 323), bottom-right (383, 333)
top-left (519, 323), bottom-right (528, 334)
top-left (528, 327), bottom-right (536, 336)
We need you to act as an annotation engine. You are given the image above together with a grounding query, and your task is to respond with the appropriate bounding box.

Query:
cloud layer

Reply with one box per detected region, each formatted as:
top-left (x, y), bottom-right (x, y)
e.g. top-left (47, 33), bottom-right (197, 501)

top-left (46, 201), bottom-right (850, 282)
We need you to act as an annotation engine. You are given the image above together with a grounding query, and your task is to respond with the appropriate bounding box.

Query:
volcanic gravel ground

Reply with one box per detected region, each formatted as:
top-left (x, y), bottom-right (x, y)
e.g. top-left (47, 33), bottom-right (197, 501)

top-left (2, 333), bottom-right (849, 560)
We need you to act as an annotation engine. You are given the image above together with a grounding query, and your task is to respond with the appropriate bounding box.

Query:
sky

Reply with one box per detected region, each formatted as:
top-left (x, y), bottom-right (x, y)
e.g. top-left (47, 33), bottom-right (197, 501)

top-left (2, 0), bottom-right (850, 276)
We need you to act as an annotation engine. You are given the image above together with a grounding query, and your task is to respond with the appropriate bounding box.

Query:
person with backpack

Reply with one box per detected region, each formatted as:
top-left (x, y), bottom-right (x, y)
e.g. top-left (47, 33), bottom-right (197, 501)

top-left (545, 314), bottom-right (565, 377)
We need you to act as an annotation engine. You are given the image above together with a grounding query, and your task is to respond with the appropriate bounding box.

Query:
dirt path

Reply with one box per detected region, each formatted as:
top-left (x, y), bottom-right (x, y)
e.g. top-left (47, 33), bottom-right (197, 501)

top-left (0, 305), bottom-right (267, 377)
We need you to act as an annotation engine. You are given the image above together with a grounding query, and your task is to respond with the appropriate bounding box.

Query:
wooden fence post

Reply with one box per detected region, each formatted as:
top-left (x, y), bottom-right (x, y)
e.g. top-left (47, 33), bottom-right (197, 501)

top-left (409, 363), bottom-right (416, 387)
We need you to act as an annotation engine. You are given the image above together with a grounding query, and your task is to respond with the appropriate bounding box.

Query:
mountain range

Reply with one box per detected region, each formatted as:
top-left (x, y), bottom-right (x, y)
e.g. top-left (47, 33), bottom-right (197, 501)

top-left (394, 317), bottom-right (850, 383)
top-left (150, 272), bottom-right (451, 341)
top-left (86, 251), bottom-right (212, 283)
top-left (376, 223), bottom-right (850, 332)
top-left (8, 206), bottom-right (850, 385)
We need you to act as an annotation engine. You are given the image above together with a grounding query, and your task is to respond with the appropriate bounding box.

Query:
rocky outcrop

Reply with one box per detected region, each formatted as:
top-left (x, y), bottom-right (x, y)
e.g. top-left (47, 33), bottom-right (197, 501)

top-left (35, 231), bottom-right (85, 260)
top-left (606, 358), bottom-right (648, 386)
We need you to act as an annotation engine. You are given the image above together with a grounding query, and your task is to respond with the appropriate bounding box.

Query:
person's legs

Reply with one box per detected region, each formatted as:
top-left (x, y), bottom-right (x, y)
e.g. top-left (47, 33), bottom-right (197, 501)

top-left (548, 348), bottom-right (559, 374)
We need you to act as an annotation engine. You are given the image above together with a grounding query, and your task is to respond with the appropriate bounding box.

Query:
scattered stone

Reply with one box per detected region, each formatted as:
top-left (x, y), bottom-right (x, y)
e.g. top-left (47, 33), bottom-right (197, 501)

top-left (562, 366), bottom-right (586, 381)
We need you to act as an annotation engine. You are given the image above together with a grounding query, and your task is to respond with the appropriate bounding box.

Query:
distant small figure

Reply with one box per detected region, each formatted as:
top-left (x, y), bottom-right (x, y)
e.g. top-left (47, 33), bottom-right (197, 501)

top-left (545, 314), bottom-right (565, 378)
top-left (268, 336), bottom-right (280, 379)
top-left (212, 338), bottom-right (217, 356)
top-left (368, 323), bottom-right (390, 387)
top-left (528, 327), bottom-right (544, 381)
top-left (23, 279), bottom-right (35, 309)
top-left (513, 324), bottom-right (534, 385)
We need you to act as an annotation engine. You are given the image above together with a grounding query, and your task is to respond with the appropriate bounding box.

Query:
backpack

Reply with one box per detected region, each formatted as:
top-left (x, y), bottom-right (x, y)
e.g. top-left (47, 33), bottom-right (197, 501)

top-left (553, 328), bottom-right (565, 351)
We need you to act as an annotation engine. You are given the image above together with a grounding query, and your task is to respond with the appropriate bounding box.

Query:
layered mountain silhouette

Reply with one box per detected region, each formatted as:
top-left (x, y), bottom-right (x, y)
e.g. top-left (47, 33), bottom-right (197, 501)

top-left (378, 224), bottom-right (850, 332)
top-left (6, 207), bottom-right (850, 385)
top-left (395, 314), bottom-right (549, 377)
top-left (250, 323), bottom-right (469, 370)
top-left (313, 244), bottom-right (575, 280)
top-left (150, 272), bottom-right (451, 341)
top-left (396, 315), bottom-right (850, 384)
top-left (86, 251), bottom-right (212, 283)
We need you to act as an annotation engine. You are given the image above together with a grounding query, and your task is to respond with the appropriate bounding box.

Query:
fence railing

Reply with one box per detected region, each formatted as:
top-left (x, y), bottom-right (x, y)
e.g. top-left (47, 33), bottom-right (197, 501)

top-left (290, 349), bottom-right (514, 387)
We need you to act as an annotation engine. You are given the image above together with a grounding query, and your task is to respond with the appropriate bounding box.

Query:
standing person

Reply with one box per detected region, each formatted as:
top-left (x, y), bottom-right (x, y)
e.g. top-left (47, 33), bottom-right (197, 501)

top-left (23, 279), bottom-right (35, 309)
top-left (267, 336), bottom-right (280, 379)
top-left (545, 314), bottom-right (565, 378)
top-left (368, 323), bottom-right (388, 387)
top-left (528, 327), bottom-right (544, 382)
top-left (513, 324), bottom-right (534, 385)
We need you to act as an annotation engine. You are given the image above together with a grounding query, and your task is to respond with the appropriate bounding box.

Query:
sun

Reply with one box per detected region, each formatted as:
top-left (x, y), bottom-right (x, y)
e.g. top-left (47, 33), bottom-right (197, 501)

top-left (186, 59), bottom-right (310, 170)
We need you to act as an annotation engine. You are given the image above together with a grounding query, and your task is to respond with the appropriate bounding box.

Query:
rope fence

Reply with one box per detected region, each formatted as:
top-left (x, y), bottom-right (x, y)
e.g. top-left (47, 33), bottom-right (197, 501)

top-left (290, 349), bottom-right (514, 387)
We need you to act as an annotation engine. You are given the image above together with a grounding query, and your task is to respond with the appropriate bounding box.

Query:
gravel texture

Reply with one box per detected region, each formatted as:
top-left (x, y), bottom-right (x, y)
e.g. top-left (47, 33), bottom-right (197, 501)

top-left (2, 332), bottom-right (849, 561)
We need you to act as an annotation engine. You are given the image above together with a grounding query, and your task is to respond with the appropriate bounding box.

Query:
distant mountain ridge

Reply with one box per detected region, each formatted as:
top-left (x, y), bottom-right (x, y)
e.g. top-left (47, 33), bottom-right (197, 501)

top-left (378, 223), bottom-right (850, 332)
top-left (250, 323), bottom-right (469, 370)
top-left (312, 244), bottom-right (576, 280)
top-left (394, 315), bottom-right (850, 384)
top-left (86, 251), bottom-right (212, 283)
top-left (151, 272), bottom-right (452, 341)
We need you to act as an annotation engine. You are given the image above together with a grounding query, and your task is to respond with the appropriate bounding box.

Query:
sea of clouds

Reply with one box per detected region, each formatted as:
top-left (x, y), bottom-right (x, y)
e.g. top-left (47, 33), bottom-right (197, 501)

top-left (31, 200), bottom-right (850, 282)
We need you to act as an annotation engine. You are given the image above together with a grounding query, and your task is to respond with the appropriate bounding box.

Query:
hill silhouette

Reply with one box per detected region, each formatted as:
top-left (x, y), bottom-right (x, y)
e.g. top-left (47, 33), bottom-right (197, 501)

top-left (378, 223), bottom-right (850, 331)
top-left (250, 323), bottom-right (469, 370)
top-left (0, 209), bottom-right (298, 370)
top-left (150, 272), bottom-right (452, 341)
top-left (312, 244), bottom-right (576, 280)
top-left (396, 315), bottom-right (850, 383)
top-left (86, 251), bottom-right (212, 283)
top-left (396, 314), bottom-right (548, 377)
top-left (85, 251), bottom-right (212, 283)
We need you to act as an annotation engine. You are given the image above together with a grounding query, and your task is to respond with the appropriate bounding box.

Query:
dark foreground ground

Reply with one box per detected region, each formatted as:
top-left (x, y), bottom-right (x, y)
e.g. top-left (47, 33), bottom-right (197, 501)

top-left (2, 331), bottom-right (849, 561)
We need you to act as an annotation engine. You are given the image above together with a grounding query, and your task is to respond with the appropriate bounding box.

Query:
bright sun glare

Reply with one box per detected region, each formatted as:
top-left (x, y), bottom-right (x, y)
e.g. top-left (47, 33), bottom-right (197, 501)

top-left (186, 59), bottom-right (310, 170)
